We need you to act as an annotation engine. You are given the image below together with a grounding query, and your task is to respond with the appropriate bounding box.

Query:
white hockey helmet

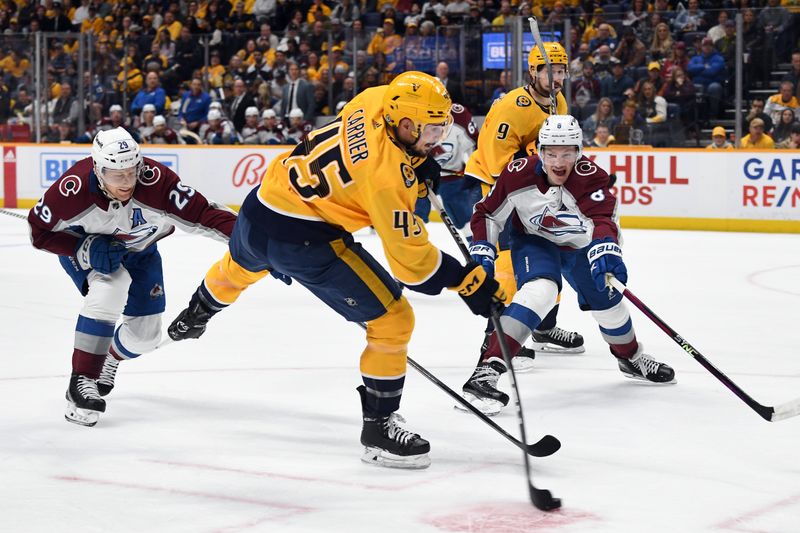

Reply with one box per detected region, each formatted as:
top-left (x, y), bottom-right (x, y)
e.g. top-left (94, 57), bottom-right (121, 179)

top-left (537, 114), bottom-right (583, 160)
top-left (288, 108), bottom-right (303, 120)
top-left (207, 108), bottom-right (222, 121)
top-left (91, 127), bottom-right (142, 183)
top-left (245, 106), bottom-right (259, 117)
top-left (262, 109), bottom-right (276, 119)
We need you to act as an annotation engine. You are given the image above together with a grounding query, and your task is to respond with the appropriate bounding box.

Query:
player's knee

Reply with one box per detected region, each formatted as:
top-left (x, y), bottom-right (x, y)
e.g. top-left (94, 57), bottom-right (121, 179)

top-left (82, 267), bottom-right (132, 321)
top-left (591, 301), bottom-right (631, 329)
top-left (368, 296), bottom-right (415, 348)
top-left (113, 314), bottom-right (163, 358)
top-left (514, 278), bottom-right (559, 317)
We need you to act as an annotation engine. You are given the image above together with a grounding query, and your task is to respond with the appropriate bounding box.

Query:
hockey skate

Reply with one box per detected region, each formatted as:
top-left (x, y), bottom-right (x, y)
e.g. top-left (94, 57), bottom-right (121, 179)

top-left (617, 349), bottom-right (676, 384)
top-left (528, 326), bottom-right (586, 354)
top-left (168, 298), bottom-right (213, 341)
top-left (512, 346), bottom-right (536, 373)
top-left (97, 355), bottom-right (119, 397)
top-left (65, 373), bottom-right (106, 427)
top-left (458, 361), bottom-right (509, 416)
top-left (358, 387), bottom-right (430, 469)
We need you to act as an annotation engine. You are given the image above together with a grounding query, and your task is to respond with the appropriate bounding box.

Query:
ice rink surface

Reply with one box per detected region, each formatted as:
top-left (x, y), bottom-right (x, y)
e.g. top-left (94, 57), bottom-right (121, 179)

top-left (2, 208), bottom-right (799, 533)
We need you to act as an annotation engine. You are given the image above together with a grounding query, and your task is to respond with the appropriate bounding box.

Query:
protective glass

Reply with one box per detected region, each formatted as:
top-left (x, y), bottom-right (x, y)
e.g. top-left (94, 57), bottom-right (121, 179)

top-left (102, 167), bottom-right (138, 186)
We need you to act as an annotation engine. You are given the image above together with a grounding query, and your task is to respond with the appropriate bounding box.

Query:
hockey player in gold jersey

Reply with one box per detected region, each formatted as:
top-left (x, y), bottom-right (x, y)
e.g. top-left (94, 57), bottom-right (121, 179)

top-left (463, 42), bottom-right (585, 388)
top-left (167, 72), bottom-right (506, 469)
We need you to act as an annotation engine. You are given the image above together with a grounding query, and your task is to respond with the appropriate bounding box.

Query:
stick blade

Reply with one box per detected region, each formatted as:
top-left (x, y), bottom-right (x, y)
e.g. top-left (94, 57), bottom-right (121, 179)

top-left (530, 486), bottom-right (561, 511)
top-left (771, 397), bottom-right (800, 421)
top-left (527, 434), bottom-right (561, 457)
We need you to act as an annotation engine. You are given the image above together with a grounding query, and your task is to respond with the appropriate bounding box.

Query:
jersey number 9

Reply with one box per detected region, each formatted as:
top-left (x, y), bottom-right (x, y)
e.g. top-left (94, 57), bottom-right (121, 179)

top-left (496, 123), bottom-right (510, 140)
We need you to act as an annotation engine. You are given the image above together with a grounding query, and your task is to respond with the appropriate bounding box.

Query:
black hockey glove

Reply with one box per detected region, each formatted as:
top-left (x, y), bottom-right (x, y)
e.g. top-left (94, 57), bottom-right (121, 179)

top-left (415, 156), bottom-right (441, 198)
top-left (451, 262), bottom-right (507, 318)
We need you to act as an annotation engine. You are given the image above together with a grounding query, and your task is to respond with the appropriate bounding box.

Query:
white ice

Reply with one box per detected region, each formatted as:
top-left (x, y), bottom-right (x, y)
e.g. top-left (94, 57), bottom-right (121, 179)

top-left (2, 209), bottom-right (800, 533)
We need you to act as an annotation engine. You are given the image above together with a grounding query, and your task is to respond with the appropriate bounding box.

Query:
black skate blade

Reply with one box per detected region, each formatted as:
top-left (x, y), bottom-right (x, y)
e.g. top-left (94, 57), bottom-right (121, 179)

top-left (527, 434), bottom-right (561, 457)
top-left (530, 485), bottom-right (561, 511)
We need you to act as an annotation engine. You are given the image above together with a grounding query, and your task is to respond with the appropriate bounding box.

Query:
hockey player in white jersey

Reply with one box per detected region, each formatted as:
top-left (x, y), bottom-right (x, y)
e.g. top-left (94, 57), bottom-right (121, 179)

top-left (28, 128), bottom-right (238, 426)
top-left (462, 116), bottom-right (675, 414)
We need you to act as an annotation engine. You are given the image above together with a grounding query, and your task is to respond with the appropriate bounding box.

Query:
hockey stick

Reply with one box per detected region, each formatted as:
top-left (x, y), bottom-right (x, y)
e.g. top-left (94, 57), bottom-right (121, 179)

top-left (528, 17), bottom-right (557, 115)
top-left (354, 321), bottom-right (558, 458)
top-left (428, 187), bottom-right (561, 511)
top-left (0, 207), bottom-right (27, 220)
top-left (607, 276), bottom-right (800, 422)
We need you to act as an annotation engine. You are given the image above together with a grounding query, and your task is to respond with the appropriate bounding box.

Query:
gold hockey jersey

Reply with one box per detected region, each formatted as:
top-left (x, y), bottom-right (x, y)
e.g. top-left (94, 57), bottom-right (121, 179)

top-left (256, 86), bottom-right (447, 288)
top-left (465, 86), bottom-right (568, 185)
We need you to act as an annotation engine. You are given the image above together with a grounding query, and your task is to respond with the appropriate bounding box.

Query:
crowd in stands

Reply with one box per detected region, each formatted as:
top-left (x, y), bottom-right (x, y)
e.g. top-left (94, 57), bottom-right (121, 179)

top-left (0, 0), bottom-right (798, 148)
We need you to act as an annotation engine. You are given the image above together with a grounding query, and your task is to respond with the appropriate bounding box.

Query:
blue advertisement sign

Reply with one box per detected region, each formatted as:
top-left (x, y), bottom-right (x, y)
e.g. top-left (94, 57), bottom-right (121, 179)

top-left (482, 32), bottom-right (562, 70)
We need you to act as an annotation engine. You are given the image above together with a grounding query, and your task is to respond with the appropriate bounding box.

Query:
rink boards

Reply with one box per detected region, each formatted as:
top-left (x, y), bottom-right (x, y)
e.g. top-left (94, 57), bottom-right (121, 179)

top-left (1, 143), bottom-right (798, 233)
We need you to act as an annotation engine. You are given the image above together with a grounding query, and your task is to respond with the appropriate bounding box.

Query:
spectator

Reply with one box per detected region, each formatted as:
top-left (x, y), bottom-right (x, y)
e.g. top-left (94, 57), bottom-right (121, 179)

top-left (570, 43), bottom-right (591, 78)
top-left (707, 11), bottom-right (729, 43)
top-left (662, 41), bottom-right (688, 81)
top-left (245, 49), bottom-right (272, 85)
top-left (783, 52), bottom-right (800, 100)
top-left (592, 45), bottom-right (615, 80)
top-left (0, 50), bottom-right (31, 84)
top-left (764, 81), bottom-right (800, 126)
top-left (686, 37), bottom-right (725, 119)
top-left (435, 61), bottom-right (463, 106)
top-left (572, 61), bottom-right (601, 110)
top-left (229, 78), bottom-right (257, 132)
top-left (742, 98), bottom-right (774, 134)
top-left (240, 106), bottom-right (263, 143)
top-left (280, 61), bottom-right (315, 121)
top-left (588, 123), bottom-right (615, 147)
top-left (253, 0), bottom-right (277, 24)
top-left (673, 0), bottom-right (706, 33)
top-left (601, 60), bottom-right (634, 113)
top-left (490, 0), bottom-right (512, 26)
top-left (283, 107), bottom-right (313, 143)
top-left (334, 76), bottom-right (355, 110)
top-left (131, 71), bottom-right (167, 116)
top-left (43, 1), bottom-right (72, 32)
top-left (259, 108), bottom-right (285, 144)
top-left (137, 103), bottom-right (157, 139)
top-left (758, 0), bottom-right (791, 60)
top-left (10, 87), bottom-right (33, 125)
top-left (611, 100), bottom-right (647, 144)
top-left (661, 67), bottom-right (696, 129)
top-left (179, 78), bottom-right (212, 132)
top-left (47, 119), bottom-right (77, 143)
top-left (174, 26), bottom-right (200, 82)
top-left (706, 126), bottom-right (733, 150)
top-left (49, 81), bottom-right (80, 128)
top-left (490, 70), bottom-right (510, 104)
top-left (444, 0), bottom-right (471, 17)
top-left (649, 22), bottom-right (674, 62)
top-left (742, 8), bottom-right (767, 83)
top-left (331, 0), bottom-right (360, 26)
top-left (368, 19), bottom-right (403, 58)
top-left (203, 52), bottom-right (226, 90)
top-left (589, 24), bottom-right (618, 53)
top-left (622, 0), bottom-right (649, 35)
top-left (638, 81), bottom-right (667, 124)
top-left (740, 118), bottom-right (774, 148)
top-left (771, 109), bottom-right (797, 145)
top-left (582, 96), bottom-right (615, 143)
top-left (614, 27), bottom-right (646, 69)
top-left (776, 123), bottom-right (800, 150)
top-left (714, 21), bottom-right (736, 68)
top-left (200, 108), bottom-right (239, 144)
top-left (582, 8), bottom-right (617, 45)
top-left (634, 61), bottom-right (664, 95)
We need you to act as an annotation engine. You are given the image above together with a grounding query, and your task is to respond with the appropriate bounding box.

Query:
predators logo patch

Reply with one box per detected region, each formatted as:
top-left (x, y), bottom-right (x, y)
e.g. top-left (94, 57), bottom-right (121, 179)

top-left (516, 95), bottom-right (532, 107)
top-left (401, 163), bottom-right (417, 188)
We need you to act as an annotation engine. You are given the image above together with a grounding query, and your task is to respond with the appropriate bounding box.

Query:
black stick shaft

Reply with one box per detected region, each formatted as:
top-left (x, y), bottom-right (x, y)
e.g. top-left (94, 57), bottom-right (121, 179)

top-left (427, 187), bottom-right (561, 511)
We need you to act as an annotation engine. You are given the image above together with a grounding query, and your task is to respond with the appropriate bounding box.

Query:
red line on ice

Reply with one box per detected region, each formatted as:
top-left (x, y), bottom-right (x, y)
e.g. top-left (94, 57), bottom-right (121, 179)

top-left (714, 492), bottom-right (800, 532)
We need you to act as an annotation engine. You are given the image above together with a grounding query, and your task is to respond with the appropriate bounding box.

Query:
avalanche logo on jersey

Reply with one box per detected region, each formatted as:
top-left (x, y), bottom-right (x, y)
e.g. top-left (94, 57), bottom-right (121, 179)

top-left (131, 208), bottom-right (147, 229)
top-left (531, 206), bottom-right (587, 236)
top-left (111, 224), bottom-right (159, 247)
